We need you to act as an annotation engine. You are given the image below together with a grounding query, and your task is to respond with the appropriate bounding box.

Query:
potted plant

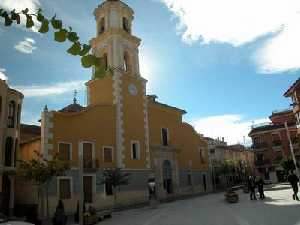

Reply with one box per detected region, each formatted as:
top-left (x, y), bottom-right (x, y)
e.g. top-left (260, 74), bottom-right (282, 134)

top-left (224, 188), bottom-right (239, 203)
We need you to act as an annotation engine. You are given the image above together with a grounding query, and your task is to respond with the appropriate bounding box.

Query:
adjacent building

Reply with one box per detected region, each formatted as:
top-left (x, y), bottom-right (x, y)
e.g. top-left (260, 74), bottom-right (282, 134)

top-left (17, 0), bottom-right (211, 217)
top-left (249, 109), bottom-right (298, 183)
top-left (206, 137), bottom-right (254, 189)
top-left (0, 79), bottom-right (23, 216)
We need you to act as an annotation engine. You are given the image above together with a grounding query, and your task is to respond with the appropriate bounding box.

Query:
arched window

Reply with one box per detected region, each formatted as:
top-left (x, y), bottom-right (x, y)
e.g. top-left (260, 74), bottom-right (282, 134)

top-left (124, 52), bottom-right (131, 72)
top-left (14, 139), bottom-right (18, 167)
top-left (103, 53), bottom-right (108, 70)
top-left (99, 17), bottom-right (105, 35)
top-left (0, 96), bottom-right (2, 119)
top-left (5, 137), bottom-right (13, 167)
top-left (17, 104), bottom-right (21, 128)
top-left (7, 101), bottom-right (16, 128)
top-left (123, 17), bottom-right (130, 33)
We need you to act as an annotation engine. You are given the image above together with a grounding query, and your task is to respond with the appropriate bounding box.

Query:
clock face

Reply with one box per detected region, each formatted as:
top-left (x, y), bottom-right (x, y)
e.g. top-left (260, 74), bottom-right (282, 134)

top-left (128, 84), bottom-right (138, 96)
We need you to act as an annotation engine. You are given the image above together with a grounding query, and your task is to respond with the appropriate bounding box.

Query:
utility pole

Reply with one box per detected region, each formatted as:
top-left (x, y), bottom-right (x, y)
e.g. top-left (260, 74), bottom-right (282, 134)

top-left (284, 122), bottom-right (300, 177)
top-left (79, 143), bottom-right (84, 225)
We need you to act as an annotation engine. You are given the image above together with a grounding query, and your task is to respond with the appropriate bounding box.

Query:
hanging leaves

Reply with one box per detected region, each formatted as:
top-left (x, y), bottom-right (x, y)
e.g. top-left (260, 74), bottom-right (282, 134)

top-left (54, 29), bottom-right (68, 42)
top-left (39, 19), bottom-right (49, 33)
top-left (0, 7), bottom-right (107, 79)
top-left (67, 42), bottom-right (81, 55)
top-left (51, 15), bottom-right (62, 30)
top-left (26, 15), bottom-right (34, 28)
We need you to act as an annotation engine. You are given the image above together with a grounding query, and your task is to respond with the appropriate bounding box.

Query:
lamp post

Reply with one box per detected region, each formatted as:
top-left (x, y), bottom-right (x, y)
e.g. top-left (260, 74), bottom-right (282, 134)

top-left (284, 122), bottom-right (300, 177)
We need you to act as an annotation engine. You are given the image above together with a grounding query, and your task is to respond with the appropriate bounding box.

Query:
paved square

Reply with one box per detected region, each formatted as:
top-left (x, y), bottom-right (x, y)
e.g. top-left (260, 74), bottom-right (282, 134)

top-left (99, 184), bottom-right (300, 225)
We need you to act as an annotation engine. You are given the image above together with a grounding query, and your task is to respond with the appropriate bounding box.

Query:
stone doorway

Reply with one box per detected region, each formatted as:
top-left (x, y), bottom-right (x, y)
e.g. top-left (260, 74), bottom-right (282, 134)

top-left (1, 174), bottom-right (11, 215)
top-left (163, 160), bottom-right (173, 194)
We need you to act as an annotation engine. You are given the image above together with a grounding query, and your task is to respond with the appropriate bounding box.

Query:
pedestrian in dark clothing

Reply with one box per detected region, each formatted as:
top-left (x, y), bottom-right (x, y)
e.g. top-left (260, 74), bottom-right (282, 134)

top-left (288, 171), bottom-right (299, 201)
top-left (256, 177), bottom-right (265, 199)
top-left (53, 200), bottom-right (67, 225)
top-left (248, 176), bottom-right (257, 200)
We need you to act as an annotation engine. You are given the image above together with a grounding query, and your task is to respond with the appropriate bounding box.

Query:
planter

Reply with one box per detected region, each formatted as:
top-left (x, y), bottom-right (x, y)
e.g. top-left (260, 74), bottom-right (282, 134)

top-left (225, 190), bottom-right (239, 203)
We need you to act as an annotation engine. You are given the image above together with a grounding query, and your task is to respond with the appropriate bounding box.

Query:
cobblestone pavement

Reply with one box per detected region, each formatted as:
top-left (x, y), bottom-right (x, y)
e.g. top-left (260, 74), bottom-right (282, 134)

top-left (98, 184), bottom-right (300, 225)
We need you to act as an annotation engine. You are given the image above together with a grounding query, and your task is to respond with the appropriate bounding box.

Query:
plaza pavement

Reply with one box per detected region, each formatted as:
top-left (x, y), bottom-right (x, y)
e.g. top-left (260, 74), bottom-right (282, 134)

top-left (99, 184), bottom-right (300, 225)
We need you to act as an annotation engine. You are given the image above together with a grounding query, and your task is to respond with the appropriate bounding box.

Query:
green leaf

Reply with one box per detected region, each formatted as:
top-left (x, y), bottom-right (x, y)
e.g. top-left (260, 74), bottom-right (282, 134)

top-left (67, 42), bottom-right (81, 55)
top-left (37, 9), bottom-right (44, 22)
top-left (11, 10), bottom-right (20, 24)
top-left (94, 65), bottom-right (106, 79)
top-left (79, 44), bottom-right (91, 56)
top-left (54, 29), bottom-right (67, 42)
top-left (38, 19), bottom-right (49, 33)
top-left (26, 15), bottom-right (34, 28)
top-left (51, 16), bottom-right (62, 30)
top-left (67, 32), bottom-right (79, 42)
top-left (22, 8), bottom-right (29, 15)
top-left (3, 12), bottom-right (12, 26)
top-left (81, 54), bottom-right (96, 68)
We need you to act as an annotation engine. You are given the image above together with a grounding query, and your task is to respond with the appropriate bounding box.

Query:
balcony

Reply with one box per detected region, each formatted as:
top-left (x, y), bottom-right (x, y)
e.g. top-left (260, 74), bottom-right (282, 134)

top-left (255, 159), bottom-right (271, 167)
top-left (251, 142), bottom-right (268, 151)
top-left (272, 140), bottom-right (282, 151)
top-left (83, 159), bottom-right (100, 171)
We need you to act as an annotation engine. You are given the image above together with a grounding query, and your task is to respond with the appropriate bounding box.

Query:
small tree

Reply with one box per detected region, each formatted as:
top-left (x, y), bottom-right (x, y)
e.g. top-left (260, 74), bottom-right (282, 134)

top-left (98, 168), bottom-right (130, 207)
top-left (281, 158), bottom-right (297, 173)
top-left (17, 151), bottom-right (69, 218)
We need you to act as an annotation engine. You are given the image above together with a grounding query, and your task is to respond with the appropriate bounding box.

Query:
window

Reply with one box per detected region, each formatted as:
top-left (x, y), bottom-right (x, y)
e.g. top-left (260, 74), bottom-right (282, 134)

top-left (105, 178), bottom-right (113, 196)
top-left (103, 146), bottom-right (113, 163)
top-left (131, 141), bottom-right (140, 160)
top-left (199, 148), bottom-right (205, 163)
top-left (14, 139), bottom-right (18, 167)
top-left (58, 178), bottom-right (72, 199)
top-left (5, 137), bottom-right (13, 167)
top-left (7, 101), bottom-right (15, 128)
top-left (123, 52), bottom-right (131, 72)
top-left (210, 149), bottom-right (215, 154)
top-left (58, 143), bottom-right (71, 161)
top-left (102, 53), bottom-right (108, 70)
top-left (161, 128), bottom-right (169, 146)
top-left (122, 17), bottom-right (130, 32)
top-left (187, 174), bottom-right (192, 186)
top-left (0, 96), bottom-right (2, 119)
top-left (16, 104), bottom-right (21, 128)
top-left (98, 17), bottom-right (105, 35)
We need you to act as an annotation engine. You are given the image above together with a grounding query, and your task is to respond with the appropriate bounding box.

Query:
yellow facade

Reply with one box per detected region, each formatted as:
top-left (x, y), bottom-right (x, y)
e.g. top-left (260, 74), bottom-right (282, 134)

top-left (18, 0), bottom-right (211, 216)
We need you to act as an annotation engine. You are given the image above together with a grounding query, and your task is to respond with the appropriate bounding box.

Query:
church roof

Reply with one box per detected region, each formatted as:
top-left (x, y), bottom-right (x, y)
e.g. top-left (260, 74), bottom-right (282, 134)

top-left (59, 103), bottom-right (85, 113)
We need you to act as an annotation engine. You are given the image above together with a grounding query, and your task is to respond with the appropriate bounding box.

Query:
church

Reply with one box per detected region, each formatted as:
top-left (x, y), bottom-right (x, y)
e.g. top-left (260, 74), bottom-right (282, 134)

top-left (17, 0), bottom-right (211, 216)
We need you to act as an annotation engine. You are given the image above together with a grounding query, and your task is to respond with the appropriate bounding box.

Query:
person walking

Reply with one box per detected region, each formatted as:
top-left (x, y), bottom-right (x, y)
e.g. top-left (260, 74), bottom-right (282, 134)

top-left (53, 200), bottom-right (67, 225)
top-left (248, 176), bottom-right (257, 200)
top-left (288, 170), bottom-right (299, 201)
top-left (256, 177), bottom-right (265, 200)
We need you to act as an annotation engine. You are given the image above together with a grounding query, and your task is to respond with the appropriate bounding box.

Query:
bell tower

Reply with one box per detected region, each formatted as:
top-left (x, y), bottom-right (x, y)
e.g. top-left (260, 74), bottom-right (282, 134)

top-left (88, 0), bottom-right (151, 169)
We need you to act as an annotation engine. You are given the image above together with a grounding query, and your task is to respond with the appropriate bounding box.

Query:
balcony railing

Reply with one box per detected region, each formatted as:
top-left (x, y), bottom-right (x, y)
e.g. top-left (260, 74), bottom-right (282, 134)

top-left (272, 140), bottom-right (282, 147)
top-left (252, 142), bottom-right (268, 150)
top-left (83, 159), bottom-right (100, 170)
top-left (255, 159), bottom-right (271, 166)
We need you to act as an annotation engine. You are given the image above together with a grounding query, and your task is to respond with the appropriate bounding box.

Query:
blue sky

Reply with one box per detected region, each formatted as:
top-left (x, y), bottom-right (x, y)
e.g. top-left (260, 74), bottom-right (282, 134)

top-left (0, 0), bottom-right (299, 144)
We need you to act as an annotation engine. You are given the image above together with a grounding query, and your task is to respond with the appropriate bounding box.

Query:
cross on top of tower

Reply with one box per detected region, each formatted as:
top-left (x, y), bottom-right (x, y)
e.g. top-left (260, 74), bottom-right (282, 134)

top-left (73, 90), bottom-right (78, 104)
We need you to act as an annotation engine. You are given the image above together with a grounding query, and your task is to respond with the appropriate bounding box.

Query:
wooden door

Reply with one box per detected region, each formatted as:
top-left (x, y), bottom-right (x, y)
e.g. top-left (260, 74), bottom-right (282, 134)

top-left (83, 143), bottom-right (93, 169)
top-left (83, 176), bottom-right (93, 203)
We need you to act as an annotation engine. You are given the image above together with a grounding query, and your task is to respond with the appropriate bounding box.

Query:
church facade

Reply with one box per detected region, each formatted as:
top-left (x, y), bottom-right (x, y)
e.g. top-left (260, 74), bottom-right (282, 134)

top-left (17, 0), bottom-right (211, 216)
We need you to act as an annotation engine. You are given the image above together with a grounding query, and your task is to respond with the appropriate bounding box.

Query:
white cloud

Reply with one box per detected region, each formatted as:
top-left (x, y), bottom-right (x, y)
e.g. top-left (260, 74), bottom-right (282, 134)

top-left (191, 114), bottom-right (269, 145)
top-left (14, 37), bottom-right (37, 54)
top-left (0, 0), bottom-right (40, 12)
top-left (13, 80), bottom-right (86, 97)
top-left (161, 0), bottom-right (300, 73)
top-left (0, 68), bottom-right (7, 80)
top-left (0, 0), bottom-right (41, 32)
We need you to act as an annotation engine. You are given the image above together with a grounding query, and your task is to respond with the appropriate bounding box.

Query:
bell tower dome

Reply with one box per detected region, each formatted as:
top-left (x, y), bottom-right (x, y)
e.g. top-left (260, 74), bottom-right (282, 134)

top-left (87, 0), bottom-right (151, 170)
top-left (91, 0), bottom-right (141, 77)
